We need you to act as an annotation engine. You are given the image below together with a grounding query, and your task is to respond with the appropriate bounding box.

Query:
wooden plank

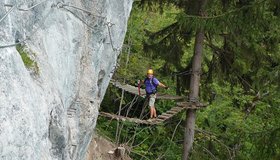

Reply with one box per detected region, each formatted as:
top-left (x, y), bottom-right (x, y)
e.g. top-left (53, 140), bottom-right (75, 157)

top-left (100, 112), bottom-right (153, 125)
top-left (158, 115), bottom-right (170, 119)
top-left (161, 113), bottom-right (173, 117)
top-left (100, 102), bottom-right (198, 125)
top-left (155, 118), bottom-right (164, 122)
top-left (166, 110), bottom-right (178, 114)
top-left (170, 107), bottom-right (183, 112)
top-left (170, 107), bottom-right (181, 110)
top-left (152, 121), bottom-right (162, 125)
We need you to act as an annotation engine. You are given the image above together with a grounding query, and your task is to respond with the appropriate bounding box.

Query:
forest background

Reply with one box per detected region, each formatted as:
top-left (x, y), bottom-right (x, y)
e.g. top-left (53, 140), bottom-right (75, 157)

top-left (97, 0), bottom-right (280, 159)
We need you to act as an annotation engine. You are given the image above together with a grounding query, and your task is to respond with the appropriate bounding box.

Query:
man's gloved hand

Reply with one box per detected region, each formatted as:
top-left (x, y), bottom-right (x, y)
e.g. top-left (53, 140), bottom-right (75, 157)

top-left (165, 86), bottom-right (169, 90)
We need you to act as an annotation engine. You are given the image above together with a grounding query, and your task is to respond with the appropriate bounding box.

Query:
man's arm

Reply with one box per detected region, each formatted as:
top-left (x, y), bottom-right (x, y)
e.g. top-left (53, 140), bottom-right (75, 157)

top-left (158, 82), bottom-right (168, 89)
top-left (153, 78), bottom-right (168, 89)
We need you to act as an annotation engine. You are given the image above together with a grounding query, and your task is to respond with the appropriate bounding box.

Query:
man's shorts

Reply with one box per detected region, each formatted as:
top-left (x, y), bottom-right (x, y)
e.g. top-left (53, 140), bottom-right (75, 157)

top-left (148, 94), bottom-right (156, 108)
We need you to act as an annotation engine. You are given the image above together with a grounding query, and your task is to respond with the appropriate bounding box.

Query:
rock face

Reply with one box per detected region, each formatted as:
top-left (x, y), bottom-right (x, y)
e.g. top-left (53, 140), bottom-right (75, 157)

top-left (0, 0), bottom-right (133, 159)
top-left (86, 134), bottom-right (132, 160)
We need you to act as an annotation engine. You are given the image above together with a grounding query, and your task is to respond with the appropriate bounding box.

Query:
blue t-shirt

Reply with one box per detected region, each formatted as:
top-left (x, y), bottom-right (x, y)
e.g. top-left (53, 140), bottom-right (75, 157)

top-left (144, 77), bottom-right (159, 94)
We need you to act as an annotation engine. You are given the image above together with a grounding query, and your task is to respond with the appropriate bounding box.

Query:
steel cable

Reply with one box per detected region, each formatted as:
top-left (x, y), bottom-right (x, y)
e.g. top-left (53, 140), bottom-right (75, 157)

top-left (0, 0), bottom-right (51, 48)
top-left (0, 5), bottom-right (16, 24)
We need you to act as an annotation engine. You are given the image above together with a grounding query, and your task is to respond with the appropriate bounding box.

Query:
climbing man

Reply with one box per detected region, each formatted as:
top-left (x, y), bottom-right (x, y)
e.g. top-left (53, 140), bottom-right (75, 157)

top-left (138, 69), bottom-right (168, 119)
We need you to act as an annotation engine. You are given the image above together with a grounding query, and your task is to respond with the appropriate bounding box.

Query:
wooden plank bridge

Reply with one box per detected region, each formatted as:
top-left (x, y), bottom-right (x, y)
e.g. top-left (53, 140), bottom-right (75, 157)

top-left (111, 80), bottom-right (185, 100)
top-left (99, 81), bottom-right (207, 125)
top-left (99, 102), bottom-right (206, 125)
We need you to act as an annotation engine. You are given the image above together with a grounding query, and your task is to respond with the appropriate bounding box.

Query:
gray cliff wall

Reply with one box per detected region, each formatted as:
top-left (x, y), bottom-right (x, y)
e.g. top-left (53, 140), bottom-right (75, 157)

top-left (0, 0), bottom-right (133, 159)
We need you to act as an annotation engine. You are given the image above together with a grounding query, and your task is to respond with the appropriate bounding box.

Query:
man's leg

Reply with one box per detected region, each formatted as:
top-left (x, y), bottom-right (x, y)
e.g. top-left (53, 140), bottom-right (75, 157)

top-left (150, 107), bottom-right (153, 118)
top-left (152, 94), bottom-right (157, 118)
top-left (153, 106), bottom-right (157, 118)
top-left (150, 106), bottom-right (156, 118)
top-left (149, 94), bottom-right (156, 119)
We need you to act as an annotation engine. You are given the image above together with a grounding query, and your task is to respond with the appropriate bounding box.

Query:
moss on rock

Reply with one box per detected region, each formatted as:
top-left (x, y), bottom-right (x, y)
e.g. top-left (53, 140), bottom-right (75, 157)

top-left (16, 44), bottom-right (39, 75)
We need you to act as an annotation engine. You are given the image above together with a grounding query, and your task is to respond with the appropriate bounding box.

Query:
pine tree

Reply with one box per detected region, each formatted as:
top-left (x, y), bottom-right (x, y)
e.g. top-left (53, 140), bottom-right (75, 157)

top-left (139, 0), bottom-right (280, 159)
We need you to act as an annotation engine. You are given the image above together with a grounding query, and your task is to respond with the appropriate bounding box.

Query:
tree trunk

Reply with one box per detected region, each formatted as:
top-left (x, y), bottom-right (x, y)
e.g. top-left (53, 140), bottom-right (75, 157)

top-left (182, 29), bottom-right (205, 159)
top-left (182, 0), bottom-right (207, 158)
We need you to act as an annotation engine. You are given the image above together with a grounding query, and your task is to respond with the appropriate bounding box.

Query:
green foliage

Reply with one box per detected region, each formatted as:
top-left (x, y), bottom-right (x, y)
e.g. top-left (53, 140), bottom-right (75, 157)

top-left (16, 44), bottom-right (39, 75)
top-left (196, 81), bottom-right (280, 160)
top-left (98, 1), bottom-right (280, 159)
